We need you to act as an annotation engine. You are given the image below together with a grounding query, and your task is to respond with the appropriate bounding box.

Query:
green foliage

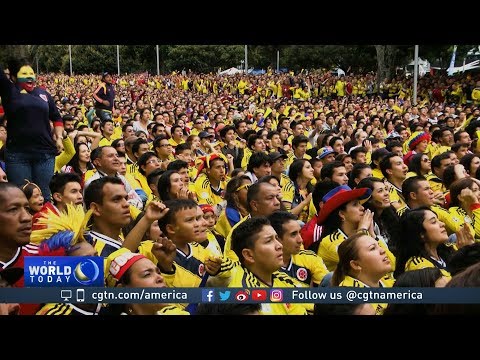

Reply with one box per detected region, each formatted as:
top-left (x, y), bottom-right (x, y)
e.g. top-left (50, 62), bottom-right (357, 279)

top-left (0, 44), bottom-right (476, 76)
top-left (164, 45), bottom-right (244, 73)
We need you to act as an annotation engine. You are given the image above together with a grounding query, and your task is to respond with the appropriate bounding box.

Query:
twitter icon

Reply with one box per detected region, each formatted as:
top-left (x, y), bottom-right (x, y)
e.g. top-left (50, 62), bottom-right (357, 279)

top-left (219, 291), bottom-right (231, 301)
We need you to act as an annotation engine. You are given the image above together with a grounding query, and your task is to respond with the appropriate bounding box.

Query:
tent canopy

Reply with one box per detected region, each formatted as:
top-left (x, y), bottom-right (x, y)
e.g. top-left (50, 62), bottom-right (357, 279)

top-left (219, 67), bottom-right (243, 75)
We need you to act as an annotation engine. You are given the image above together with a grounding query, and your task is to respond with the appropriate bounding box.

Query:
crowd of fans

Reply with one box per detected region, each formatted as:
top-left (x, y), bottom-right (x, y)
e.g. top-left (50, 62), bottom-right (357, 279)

top-left (1, 58), bottom-right (480, 315)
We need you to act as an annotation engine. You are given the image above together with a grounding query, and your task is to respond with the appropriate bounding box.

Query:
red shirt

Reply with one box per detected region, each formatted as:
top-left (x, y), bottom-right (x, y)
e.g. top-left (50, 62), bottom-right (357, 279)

top-left (32, 202), bottom-right (59, 231)
top-left (1, 244), bottom-right (41, 315)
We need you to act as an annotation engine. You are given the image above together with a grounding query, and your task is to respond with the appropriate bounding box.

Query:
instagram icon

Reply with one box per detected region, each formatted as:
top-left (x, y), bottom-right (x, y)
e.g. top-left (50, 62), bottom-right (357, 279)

top-left (270, 289), bottom-right (283, 302)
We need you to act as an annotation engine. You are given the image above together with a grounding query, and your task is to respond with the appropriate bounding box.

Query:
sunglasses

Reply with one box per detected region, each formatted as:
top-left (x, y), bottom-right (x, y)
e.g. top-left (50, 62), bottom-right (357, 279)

top-left (422, 158), bottom-right (431, 163)
top-left (235, 184), bottom-right (250, 192)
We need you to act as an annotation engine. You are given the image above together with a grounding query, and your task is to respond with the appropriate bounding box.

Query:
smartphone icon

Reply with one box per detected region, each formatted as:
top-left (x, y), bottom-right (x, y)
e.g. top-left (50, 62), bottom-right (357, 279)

top-left (76, 289), bottom-right (85, 302)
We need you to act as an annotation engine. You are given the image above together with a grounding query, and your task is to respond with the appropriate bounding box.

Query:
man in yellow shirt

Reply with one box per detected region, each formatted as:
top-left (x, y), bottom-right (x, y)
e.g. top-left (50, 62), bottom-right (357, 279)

top-left (229, 216), bottom-right (307, 315)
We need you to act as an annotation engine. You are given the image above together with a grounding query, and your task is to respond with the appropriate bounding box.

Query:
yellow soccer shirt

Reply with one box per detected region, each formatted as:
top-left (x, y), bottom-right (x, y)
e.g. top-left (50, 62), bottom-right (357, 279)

top-left (86, 230), bottom-right (123, 258)
top-left (194, 174), bottom-right (226, 207)
top-left (339, 275), bottom-right (390, 315)
top-left (387, 181), bottom-right (407, 209)
top-left (168, 137), bottom-right (185, 148)
top-left (98, 137), bottom-right (113, 147)
top-left (448, 206), bottom-right (479, 239)
top-left (319, 229), bottom-right (396, 274)
top-left (215, 206), bottom-right (245, 239)
top-left (426, 173), bottom-right (446, 194)
top-left (224, 215), bottom-right (250, 262)
top-left (130, 170), bottom-right (152, 198)
top-left (55, 137), bottom-right (75, 173)
top-left (371, 168), bottom-right (384, 180)
top-left (285, 152), bottom-right (312, 169)
top-left (405, 256), bottom-right (452, 279)
top-left (36, 303), bottom-right (101, 315)
top-left (138, 241), bottom-right (234, 288)
top-left (126, 156), bottom-right (139, 176)
top-left (228, 267), bottom-right (307, 315)
top-left (280, 250), bottom-right (329, 287)
top-left (282, 181), bottom-right (310, 223)
top-left (318, 229), bottom-right (348, 271)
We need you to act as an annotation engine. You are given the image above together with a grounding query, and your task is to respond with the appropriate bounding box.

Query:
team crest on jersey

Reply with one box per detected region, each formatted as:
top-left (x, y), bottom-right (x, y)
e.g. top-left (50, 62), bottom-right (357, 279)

top-left (198, 263), bottom-right (205, 276)
top-left (201, 192), bottom-right (209, 199)
top-left (296, 267), bottom-right (308, 281)
top-left (39, 94), bottom-right (48, 102)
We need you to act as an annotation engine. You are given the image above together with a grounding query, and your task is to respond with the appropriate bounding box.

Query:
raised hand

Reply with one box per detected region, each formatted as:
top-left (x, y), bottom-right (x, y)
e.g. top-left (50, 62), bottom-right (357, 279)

top-left (144, 201), bottom-right (169, 222)
top-left (204, 256), bottom-right (223, 276)
top-left (455, 224), bottom-right (475, 249)
top-left (152, 237), bottom-right (177, 272)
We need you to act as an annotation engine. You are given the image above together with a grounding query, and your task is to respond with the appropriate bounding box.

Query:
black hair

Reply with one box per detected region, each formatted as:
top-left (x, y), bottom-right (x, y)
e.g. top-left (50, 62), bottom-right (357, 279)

top-left (247, 134), bottom-right (262, 150)
top-left (6, 58), bottom-right (31, 80)
top-left (111, 138), bottom-right (125, 156)
top-left (132, 138), bottom-right (148, 156)
top-left (231, 217), bottom-right (271, 266)
top-left (49, 173), bottom-right (82, 205)
top-left (320, 161), bottom-right (345, 181)
top-left (90, 146), bottom-right (107, 163)
top-left (383, 268), bottom-right (442, 315)
top-left (84, 176), bottom-right (124, 209)
top-left (157, 170), bottom-right (178, 201)
top-left (66, 142), bottom-right (95, 175)
top-left (267, 211), bottom-right (297, 239)
top-left (0, 182), bottom-right (20, 202)
top-left (449, 177), bottom-right (476, 208)
top-left (157, 199), bottom-right (198, 236)
top-left (357, 176), bottom-right (401, 253)
top-left (350, 146), bottom-right (367, 161)
top-left (379, 152), bottom-right (400, 179)
top-left (442, 165), bottom-right (459, 190)
top-left (219, 125), bottom-right (235, 140)
top-left (348, 163), bottom-right (371, 188)
top-left (311, 180), bottom-right (339, 213)
top-left (460, 153), bottom-right (478, 175)
top-left (289, 159), bottom-right (314, 194)
top-left (231, 168), bottom-right (245, 177)
top-left (401, 175), bottom-right (428, 203)
top-left (448, 243), bottom-right (480, 276)
top-left (292, 135), bottom-right (309, 149)
top-left (331, 232), bottom-right (366, 286)
top-left (371, 148), bottom-right (390, 170)
top-left (167, 160), bottom-right (188, 172)
top-left (147, 168), bottom-right (165, 188)
top-left (246, 182), bottom-right (274, 212)
top-left (225, 175), bottom-right (251, 209)
top-left (137, 152), bottom-right (158, 176)
top-left (394, 207), bottom-right (455, 278)
top-left (385, 140), bottom-right (403, 152)
top-left (175, 143), bottom-right (191, 154)
top-left (247, 152), bottom-right (271, 173)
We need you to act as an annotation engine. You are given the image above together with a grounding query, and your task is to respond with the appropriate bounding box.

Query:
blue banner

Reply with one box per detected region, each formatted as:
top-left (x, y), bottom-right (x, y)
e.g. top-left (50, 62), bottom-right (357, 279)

top-left (24, 257), bottom-right (104, 287)
top-left (2, 287), bottom-right (480, 304)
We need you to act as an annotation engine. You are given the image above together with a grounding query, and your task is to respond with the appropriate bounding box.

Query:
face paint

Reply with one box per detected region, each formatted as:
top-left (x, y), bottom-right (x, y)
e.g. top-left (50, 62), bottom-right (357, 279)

top-left (16, 66), bottom-right (36, 92)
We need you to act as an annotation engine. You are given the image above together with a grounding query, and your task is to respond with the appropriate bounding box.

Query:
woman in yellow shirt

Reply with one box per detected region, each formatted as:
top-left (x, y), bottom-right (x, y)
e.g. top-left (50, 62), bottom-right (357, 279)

top-left (331, 232), bottom-right (393, 314)
top-left (395, 207), bottom-right (473, 279)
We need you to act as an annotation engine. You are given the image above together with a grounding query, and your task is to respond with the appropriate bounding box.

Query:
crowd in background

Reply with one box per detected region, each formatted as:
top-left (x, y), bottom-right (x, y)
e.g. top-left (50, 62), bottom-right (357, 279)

top-left (1, 60), bottom-right (480, 315)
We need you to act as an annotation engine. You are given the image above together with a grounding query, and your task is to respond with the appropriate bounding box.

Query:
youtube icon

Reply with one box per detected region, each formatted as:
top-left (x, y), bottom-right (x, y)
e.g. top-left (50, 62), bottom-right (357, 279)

top-left (252, 289), bottom-right (267, 301)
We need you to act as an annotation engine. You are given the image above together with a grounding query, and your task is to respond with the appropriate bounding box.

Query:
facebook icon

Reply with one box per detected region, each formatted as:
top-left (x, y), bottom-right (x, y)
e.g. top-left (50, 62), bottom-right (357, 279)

top-left (202, 289), bottom-right (215, 303)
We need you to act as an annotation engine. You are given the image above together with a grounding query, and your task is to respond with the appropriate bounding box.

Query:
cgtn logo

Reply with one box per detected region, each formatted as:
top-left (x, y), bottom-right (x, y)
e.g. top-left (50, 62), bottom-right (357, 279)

top-left (25, 257), bottom-right (104, 287)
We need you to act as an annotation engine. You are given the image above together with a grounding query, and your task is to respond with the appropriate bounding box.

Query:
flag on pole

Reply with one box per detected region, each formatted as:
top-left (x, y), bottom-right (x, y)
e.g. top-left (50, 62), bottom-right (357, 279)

top-left (447, 45), bottom-right (457, 76)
